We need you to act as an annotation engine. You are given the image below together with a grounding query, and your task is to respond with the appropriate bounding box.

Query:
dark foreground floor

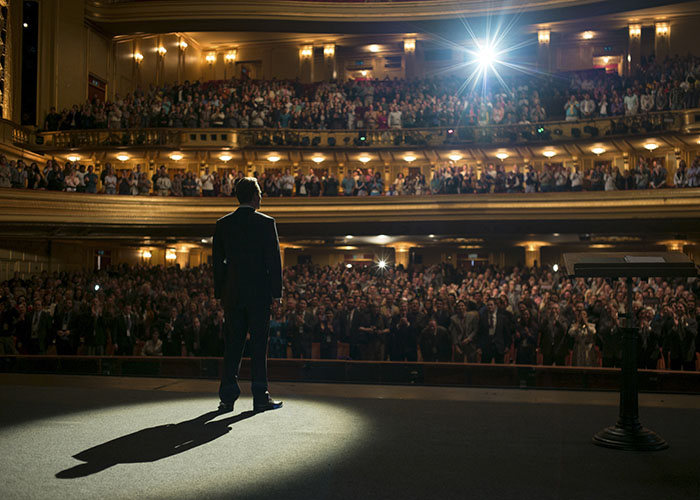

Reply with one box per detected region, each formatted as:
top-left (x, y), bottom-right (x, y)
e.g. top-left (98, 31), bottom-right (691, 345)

top-left (1, 374), bottom-right (699, 500)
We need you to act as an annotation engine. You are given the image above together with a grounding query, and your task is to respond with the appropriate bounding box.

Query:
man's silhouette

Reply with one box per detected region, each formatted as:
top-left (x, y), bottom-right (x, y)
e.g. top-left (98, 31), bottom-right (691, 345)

top-left (213, 177), bottom-right (283, 413)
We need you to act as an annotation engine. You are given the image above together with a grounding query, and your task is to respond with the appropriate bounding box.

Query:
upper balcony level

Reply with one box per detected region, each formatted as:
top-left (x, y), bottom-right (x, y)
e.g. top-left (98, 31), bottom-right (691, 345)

top-left (10, 110), bottom-right (700, 174)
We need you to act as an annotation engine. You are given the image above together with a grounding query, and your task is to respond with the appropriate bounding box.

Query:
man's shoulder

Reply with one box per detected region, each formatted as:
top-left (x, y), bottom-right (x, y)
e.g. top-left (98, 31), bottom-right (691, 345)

top-left (252, 211), bottom-right (275, 223)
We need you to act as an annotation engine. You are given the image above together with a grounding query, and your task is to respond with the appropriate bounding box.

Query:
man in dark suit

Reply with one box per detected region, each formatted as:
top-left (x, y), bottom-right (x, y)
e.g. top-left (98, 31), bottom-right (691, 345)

top-left (538, 302), bottom-right (570, 366)
top-left (25, 299), bottom-right (52, 354)
top-left (478, 297), bottom-right (513, 364)
top-left (214, 177), bottom-right (283, 413)
top-left (113, 303), bottom-right (138, 356)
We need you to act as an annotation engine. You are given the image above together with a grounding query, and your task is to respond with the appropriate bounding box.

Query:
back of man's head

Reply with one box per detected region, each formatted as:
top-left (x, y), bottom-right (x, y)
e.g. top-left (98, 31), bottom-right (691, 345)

top-left (236, 177), bottom-right (261, 204)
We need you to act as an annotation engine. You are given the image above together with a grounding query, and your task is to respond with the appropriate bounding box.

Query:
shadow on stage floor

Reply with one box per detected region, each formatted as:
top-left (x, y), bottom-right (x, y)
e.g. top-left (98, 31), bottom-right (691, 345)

top-left (56, 410), bottom-right (256, 479)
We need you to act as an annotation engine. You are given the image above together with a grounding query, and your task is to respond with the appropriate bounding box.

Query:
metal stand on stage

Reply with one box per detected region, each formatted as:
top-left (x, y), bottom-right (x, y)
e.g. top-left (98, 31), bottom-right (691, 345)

top-left (563, 252), bottom-right (698, 451)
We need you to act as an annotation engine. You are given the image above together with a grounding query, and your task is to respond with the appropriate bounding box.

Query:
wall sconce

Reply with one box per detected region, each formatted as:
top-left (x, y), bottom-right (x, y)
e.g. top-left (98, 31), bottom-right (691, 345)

top-left (312, 155), bottom-right (325, 164)
top-left (655, 22), bottom-right (669, 37)
top-left (300, 45), bottom-right (313, 58)
top-left (403, 154), bottom-right (417, 163)
top-left (205, 53), bottom-right (216, 65)
top-left (169, 153), bottom-right (183, 161)
top-left (133, 52), bottom-right (144, 64)
top-left (67, 155), bottom-right (81, 162)
top-left (582, 31), bottom-right (594, 40)
top-left (542, 149), bottom-right (557, 158)
top-left (537, 30), bottom-right (550, 44)
top-left (495, 152), bottom-right (509, 161)
top-left (403, 39), bottom-right (416, 53)
top-left (157, 46), bottom-right (167, 57)
top-left (225, 50), bottom-right (237, 63)
top-left (267, 155), bottom-right (281, 163)
top-left (141, 250), bottom-right (152, 260)
top-left (165, 248), bottom-right (177, 261)
top-left (179, 40), bottom-right (188, 50)
top-left (628, 24), bottom-right (641, 38)
top-left (448, 154), bottom-right (462, 162)
top-left (591, 147), bottom-right (606, 156)
top-left (116, 153), bottom-right (130, 162)
top-left (643, 142), bottom-right (659, 151)
top-left (358, 155), bottom-right (371, 164)
top-left (219, 153), bottom-right (232, 162)
top-left (368, 44), bottom-right (380, 53)
top-left (323, 44), bottom-right (335, 57)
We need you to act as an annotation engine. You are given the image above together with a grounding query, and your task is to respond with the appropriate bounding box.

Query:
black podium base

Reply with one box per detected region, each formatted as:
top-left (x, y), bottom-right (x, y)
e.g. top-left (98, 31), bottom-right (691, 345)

top-left (592, 424), bottom-right (669, 451)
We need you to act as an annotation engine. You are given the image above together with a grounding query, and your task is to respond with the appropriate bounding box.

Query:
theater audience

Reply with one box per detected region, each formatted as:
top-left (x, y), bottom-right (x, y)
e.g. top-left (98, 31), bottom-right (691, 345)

top-left (0, 261), bottom-right (697, 372)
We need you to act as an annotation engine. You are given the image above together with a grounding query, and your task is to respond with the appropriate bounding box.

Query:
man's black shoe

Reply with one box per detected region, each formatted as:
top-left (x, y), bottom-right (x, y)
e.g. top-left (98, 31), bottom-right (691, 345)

top-left (218, 401), bottom-right (234, 413)
top-left (253, 398), bottom-right (283, 413)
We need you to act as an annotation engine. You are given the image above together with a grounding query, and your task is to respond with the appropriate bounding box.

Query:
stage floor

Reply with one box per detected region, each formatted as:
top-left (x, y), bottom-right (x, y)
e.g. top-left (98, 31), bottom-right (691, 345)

top-left (1, 374), bottom-right (699, 500)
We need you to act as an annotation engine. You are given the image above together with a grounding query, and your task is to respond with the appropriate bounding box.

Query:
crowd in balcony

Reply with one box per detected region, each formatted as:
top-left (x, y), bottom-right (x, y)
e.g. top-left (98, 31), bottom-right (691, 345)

top-left (1, 153), bottom-right (698, 195)
top-left (42, 54), bottom-right (700, 133)
top-left (0, 262), bottom-right (697, 371)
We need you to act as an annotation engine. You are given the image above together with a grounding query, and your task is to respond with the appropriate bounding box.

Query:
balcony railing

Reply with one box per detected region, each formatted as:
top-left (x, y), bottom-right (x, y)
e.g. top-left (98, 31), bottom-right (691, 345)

top-left (21, 109), bottom-right (692, 152)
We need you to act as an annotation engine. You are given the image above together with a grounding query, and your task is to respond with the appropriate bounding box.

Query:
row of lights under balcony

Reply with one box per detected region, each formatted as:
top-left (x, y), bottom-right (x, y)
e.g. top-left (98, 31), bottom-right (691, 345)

top-left (62, 142), bottom-right (664, 166)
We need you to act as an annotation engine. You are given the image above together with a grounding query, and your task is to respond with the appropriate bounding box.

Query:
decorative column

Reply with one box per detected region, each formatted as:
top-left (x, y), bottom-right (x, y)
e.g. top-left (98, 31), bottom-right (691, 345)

top-left (628, 24), bottom-right (641, 76)
top-left (386, 242), bottom-right (416, 270)
top-left (521, 241), bottom-right (548, 268)
top-left (322, 44), bottom-right (335, 81)
top-left (655, 22), bottom-right (670, 62)
top-left (404, 38), bottom-right (416, 79)
top-left (299, 45), bottom-right (313, 84)
top-left (537, 29), bottom-right (551, 73)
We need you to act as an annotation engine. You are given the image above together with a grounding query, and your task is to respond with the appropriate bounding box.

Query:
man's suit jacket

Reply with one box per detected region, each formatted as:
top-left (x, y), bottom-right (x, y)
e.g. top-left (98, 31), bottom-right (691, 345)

top-left (478, 309), bottom-right (513, 355)
top-left (26, 310), bottom-right (52, 351)
top-left (538, 317), bottom-right (569, 360)
top-left (213, 206), bottom-right (283, 310)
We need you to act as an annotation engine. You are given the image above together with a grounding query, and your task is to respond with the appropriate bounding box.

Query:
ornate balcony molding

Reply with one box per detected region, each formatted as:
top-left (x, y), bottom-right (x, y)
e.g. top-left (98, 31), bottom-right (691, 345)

top-left (1, 188), bottom-right (699, 239)
top-left (23, 109), bottom-right (691, 156)
top-left (86, 0), bottom-right (601, 25)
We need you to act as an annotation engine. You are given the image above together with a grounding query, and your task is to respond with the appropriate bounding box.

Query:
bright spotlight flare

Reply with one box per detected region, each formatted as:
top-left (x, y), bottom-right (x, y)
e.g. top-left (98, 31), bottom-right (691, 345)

top-left (377, 259), bottom-right (388, 270)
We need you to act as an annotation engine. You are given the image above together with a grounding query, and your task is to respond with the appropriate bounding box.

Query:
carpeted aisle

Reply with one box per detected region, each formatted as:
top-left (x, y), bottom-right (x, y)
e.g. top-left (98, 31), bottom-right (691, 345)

top-left (0, 374), bottom-right (699, 500)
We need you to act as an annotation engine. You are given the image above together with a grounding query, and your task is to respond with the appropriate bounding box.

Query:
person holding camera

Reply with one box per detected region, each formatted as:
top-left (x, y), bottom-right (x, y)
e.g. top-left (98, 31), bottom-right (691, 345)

top-left (663, 302), bottom-right (698, 371)
top-left (569, 309), bottom-right (598, 367)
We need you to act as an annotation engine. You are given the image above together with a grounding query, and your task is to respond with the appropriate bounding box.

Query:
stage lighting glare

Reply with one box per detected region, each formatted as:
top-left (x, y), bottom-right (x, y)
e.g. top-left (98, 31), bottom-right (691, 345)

top-left (377, 259), bottom-right (387, 270)
top-left (475, 43), bottom-right (497, 69)
top-left (552, 264), bottom-right (559, 273)
top-left (94, 284), bottom-right (100, 291)
top-left (346, 263), bottom-right (353, 269)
